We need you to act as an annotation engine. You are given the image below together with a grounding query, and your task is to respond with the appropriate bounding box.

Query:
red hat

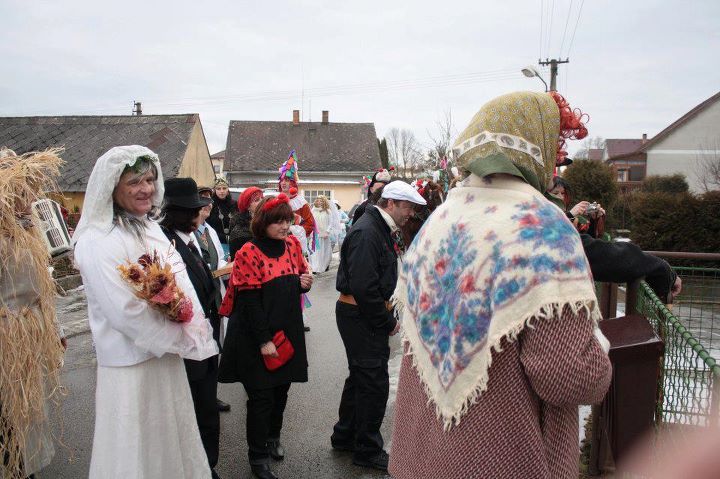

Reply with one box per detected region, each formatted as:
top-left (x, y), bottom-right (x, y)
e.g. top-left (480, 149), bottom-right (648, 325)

top-left (237, 187), bottom-right (263, 213)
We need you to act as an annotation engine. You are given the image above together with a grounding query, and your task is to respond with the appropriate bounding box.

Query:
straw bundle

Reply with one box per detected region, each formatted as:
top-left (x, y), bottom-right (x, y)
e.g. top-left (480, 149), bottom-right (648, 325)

top-left (0, 148), bottom-right (66, 478)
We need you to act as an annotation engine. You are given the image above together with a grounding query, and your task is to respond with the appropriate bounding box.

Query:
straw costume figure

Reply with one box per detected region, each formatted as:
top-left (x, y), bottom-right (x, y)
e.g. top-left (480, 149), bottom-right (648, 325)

top-left (0, 147), bottom-right (66, 478)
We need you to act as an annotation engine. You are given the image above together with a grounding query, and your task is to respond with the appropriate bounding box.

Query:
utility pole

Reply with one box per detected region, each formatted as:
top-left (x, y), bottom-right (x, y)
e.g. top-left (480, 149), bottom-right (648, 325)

top-left (538, 58), bottom-right (569, 91)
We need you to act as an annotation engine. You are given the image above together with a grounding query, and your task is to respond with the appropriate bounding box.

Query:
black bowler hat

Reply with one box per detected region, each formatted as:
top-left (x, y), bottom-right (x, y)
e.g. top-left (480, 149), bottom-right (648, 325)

top-left (164, 177), bottom-right (212, 209)
top-left (557, 157), bottom-right (574, 167)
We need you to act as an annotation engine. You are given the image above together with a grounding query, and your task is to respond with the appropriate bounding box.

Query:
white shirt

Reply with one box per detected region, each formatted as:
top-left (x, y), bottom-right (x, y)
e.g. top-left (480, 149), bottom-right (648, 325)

top-left (198, 223), bottom-right (228, 271)
top-left (74, 221), bottom-right (218, 367)
top-left (175, 230), bottom-right (202, 255)
top-left (192, 223), bottom-right (228, 298)
top-left (375, 205), bottom-right (399, 233)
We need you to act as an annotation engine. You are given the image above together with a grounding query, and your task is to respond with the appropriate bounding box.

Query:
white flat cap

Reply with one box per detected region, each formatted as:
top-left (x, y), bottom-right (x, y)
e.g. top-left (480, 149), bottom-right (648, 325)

top-left (381, 180), bottom-right (427, 205)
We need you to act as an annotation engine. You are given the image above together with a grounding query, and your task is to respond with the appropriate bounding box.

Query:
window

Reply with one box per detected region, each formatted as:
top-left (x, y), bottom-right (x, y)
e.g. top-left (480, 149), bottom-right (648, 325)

top-left (304, 189), bottom-right (332, 204)
top-left (617, 169), bottom-right (628, 182)
top-left (629, 166), bottom-right (645, 182)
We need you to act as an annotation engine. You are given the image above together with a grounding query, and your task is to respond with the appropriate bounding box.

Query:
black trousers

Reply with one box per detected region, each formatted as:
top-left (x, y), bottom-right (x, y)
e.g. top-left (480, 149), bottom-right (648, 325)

top-left (186, 357), bottom-right (220, 471)
top-left (332, 301), bottom-right (390, 459)
top-left (243, 383), bottom-right (291, 465)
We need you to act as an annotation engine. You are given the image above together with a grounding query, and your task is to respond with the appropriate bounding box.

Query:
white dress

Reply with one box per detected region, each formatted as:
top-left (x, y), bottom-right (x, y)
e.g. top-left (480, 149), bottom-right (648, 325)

top-left (75, 222), bottom-right (217, 479)
top-left (310, 208), bottom-right (332, 272)
top-left (90, 354), bottom-right (210, 478)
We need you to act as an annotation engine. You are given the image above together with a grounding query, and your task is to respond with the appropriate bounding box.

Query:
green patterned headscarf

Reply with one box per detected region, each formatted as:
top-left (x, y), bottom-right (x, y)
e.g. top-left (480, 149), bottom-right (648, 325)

top-left (452, 91), bottom-right (560, 193)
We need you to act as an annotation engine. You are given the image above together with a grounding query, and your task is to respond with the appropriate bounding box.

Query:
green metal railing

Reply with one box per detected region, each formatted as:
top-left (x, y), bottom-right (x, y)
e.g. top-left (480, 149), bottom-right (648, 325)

top-left (635, 271), bottom-right (720, 427)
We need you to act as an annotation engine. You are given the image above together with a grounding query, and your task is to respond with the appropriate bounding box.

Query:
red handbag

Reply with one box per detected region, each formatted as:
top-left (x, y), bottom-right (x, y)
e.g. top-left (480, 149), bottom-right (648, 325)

top-left (262, 330), bottom-right (295, 371)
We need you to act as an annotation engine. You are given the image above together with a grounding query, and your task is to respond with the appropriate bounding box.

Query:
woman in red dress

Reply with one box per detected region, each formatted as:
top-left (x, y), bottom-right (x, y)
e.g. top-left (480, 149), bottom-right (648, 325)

top-left (218, 194), bottom-right (313, 479)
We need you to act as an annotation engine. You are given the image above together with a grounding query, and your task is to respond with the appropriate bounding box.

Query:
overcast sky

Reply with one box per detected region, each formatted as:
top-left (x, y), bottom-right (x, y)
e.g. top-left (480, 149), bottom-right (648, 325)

top-left (1, 0), bottom-right (718, 158)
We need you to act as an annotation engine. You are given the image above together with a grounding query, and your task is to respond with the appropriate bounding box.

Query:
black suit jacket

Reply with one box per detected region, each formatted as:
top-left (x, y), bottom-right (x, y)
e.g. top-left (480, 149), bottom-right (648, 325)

top-left (162, 227), bottom-right (220, 380)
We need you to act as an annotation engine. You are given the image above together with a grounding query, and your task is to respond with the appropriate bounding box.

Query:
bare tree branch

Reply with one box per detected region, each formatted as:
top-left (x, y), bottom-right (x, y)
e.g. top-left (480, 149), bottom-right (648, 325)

top-left (695, 140), bottom-right (720, 193)
top-left (574, 136), bottom-right (606, 160)
top-left (386, 127), bottom-right (423, 179)
top-left (427, 109), bottom-right (455, 166)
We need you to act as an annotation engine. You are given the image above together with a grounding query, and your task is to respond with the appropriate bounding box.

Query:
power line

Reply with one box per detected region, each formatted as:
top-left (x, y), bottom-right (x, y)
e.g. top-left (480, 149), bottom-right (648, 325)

top-left (565, 0), bottom-right (585, 56)
top-left (546, 0), bottom-right (555, 58)
top-left (540, 0), bottom-right (545, 59)
top-left (558, 0), bottom-right (574, 57)
top-left (153, 70), bottom-right (520, 109)
top-left (17, 69), bottom-right (522, 115)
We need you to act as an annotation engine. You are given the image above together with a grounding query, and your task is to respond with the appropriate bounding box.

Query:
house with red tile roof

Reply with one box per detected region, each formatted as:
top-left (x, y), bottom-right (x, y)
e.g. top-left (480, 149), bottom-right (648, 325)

top-left (639, 91), bottom-right (720, 193)
top-left (601, 91), bottom-right (720, 193)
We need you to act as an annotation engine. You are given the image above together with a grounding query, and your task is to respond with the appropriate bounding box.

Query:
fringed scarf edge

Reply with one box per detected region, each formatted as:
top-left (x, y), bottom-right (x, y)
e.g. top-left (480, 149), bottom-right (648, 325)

top-left (399, 298), bottom-right (602, 432)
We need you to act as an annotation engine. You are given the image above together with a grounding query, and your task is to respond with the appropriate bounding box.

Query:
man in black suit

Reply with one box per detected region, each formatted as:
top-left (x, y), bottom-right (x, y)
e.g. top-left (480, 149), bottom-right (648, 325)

top-left (160, 177), bottom-right (221, 479)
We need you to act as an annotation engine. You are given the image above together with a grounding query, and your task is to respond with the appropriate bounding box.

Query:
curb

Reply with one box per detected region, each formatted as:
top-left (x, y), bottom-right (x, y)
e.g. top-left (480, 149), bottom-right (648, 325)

top-left (56, 274), bottom-right (83, 294)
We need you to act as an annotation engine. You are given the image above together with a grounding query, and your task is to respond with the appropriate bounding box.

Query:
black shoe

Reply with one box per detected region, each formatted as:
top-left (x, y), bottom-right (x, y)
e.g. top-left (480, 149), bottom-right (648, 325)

top-left (331, 440), bottom-right (354, 452)
top-left (303, 325), bottom-right (310, 332)
top-left (353, 450), bottom-right (389, 472)
top-left (268, 439), bottom-right (285, 460)
top-left (251, 463), bottom-right (278, 479)
top-left (216, 398), bottom-right (231, 412)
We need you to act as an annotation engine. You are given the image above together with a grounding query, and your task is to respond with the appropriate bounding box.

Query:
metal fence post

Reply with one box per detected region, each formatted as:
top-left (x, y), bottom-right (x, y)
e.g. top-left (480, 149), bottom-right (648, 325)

top-left (626, 280), bottom-right (640, 316)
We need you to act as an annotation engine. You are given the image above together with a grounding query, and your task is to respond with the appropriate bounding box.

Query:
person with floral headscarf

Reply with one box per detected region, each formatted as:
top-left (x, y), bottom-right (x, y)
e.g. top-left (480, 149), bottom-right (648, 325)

top-left (388, 91), bottom-right (612, 479)
top-left (0, 147), bottom-right (66, 479)
top-left (73, 146), bottom-right (218, 478)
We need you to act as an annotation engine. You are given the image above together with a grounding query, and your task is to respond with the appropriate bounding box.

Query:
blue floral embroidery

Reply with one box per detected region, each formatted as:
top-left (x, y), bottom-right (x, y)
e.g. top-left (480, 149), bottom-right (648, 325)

top-left (405, 197), bottom-right (588, 389)
top-left (512, 199), bottom-right (579, 254)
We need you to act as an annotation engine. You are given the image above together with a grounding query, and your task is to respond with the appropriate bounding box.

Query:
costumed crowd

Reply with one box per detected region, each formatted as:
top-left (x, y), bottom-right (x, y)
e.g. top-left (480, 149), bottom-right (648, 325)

top-left (1, 90), bottom-right (684, 479)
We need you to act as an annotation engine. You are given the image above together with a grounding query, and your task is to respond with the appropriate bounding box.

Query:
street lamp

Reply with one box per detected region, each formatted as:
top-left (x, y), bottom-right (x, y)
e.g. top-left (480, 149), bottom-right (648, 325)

top-left (521, 65), bottom-right (548, 92)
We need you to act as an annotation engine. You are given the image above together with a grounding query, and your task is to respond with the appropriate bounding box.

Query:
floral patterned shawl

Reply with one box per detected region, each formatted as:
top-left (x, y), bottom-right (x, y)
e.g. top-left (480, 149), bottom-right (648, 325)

top-left (394, 91), bottom-right (601, 430)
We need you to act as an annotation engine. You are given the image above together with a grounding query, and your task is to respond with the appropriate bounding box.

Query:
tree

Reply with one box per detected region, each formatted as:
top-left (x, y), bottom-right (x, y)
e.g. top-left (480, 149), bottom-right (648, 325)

top-left (386, 127), bottom-right (423, 179)
top-left (427, 109), bottom-right (455, 166)
top-left (574, 136), bottom-right (606, 160)
top-left (694, 140), bottom-right (720, 192)
top-left (630, 190), bottom-right (720, 261)
top-left (641, 174), bottom-right (689, 194)
top-left (562, 159), bottom-right (619, 210)
top-left (631, 191), bottom-right (697, 251)
top-left (377, 138), bottom-right (389, 169)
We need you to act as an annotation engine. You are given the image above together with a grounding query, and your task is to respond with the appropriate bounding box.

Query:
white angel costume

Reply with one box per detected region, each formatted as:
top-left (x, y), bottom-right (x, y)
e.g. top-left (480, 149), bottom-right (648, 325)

top-left (309, 206), bottom-right (332, 272)
top-left (73, 145), bottom-right (217, 479)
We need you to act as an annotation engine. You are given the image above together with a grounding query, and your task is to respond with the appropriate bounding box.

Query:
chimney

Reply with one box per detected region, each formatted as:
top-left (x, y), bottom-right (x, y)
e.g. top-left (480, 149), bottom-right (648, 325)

top-left (322, 110), bottom-right (329, 125)
top-left (642, 133), bottom-right (648, 143)
top-left (293, 110), bottom-right (300, 125)
top-left (133, 101), bottom-right (142, 116)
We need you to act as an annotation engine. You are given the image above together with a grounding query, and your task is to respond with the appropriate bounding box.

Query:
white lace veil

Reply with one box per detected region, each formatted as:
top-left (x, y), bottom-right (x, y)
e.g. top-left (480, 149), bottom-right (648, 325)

top-left (328, 198), bottom-right (342, 238)
top-left (72, 145), bottom-right (164, 245)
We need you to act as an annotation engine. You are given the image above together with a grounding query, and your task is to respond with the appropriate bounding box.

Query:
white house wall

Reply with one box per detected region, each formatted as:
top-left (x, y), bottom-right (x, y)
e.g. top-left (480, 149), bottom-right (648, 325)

top-left (646, 99), bottom-right (720, 193)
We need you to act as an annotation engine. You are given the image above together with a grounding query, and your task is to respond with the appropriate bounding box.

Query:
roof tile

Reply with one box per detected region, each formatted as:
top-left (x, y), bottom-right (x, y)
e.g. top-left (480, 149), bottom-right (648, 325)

top-left (225, 120), bottom-right (381, 173)
top-left (0, 114), bottom-right (198, 191)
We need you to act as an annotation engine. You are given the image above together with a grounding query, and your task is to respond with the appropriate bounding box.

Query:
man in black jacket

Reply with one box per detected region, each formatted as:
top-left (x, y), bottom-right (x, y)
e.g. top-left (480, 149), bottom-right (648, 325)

top-left (160, 177), bottom-right (222, 479)
top-left (557, 198), bottom-right (681, 301)
top-left (582, 234), bottom-right (681, 301)
top-left (332, 181), bottom-right (427, 472)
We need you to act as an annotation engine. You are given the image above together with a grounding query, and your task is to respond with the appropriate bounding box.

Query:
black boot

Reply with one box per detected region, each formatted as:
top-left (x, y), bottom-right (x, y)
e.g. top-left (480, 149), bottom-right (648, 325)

top-left (353, 450), bottom-right (389, 472)
top-left (267, 439), bottom-right (285, 460)
top-left (251, 463), bottom-right (278, 479)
